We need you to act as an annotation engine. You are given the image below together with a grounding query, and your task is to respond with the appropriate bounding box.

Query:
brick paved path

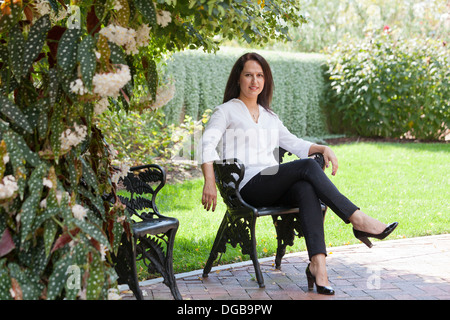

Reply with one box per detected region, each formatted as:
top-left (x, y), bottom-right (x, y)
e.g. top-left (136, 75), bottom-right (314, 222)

top-left (120, 234), bottom-right (450, 300)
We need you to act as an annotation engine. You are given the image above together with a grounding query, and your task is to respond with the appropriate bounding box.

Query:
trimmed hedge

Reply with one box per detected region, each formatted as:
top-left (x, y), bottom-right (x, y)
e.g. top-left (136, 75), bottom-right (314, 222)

top-left (163, 47), bottom-right (328, 138)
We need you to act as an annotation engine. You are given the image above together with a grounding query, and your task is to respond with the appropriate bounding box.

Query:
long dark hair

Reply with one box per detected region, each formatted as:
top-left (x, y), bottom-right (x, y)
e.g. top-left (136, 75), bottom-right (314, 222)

top-left (223, 52), bottom-right (274, 111)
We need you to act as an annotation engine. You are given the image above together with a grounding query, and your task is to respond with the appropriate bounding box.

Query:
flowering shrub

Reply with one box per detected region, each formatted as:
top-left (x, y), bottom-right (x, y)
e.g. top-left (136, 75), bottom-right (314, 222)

top-left (0, 0), bottom-right (303, 299)
top-left (325, 30), bottom-right (450, 140)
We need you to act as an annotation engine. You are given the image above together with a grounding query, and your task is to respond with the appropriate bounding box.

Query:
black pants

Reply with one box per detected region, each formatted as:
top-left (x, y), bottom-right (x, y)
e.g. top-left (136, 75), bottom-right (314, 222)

top-left (240, 158), bottom-right (359, 260)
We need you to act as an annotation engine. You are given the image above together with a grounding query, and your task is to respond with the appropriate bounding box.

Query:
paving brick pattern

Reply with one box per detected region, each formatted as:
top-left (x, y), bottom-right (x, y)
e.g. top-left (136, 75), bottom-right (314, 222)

top-left (120, 235), bottom-right (450, 300)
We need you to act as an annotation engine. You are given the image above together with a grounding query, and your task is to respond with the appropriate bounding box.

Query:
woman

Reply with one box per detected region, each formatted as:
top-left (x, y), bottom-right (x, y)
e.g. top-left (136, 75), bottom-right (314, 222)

top-left (200, 52), bottom-right (398, 295)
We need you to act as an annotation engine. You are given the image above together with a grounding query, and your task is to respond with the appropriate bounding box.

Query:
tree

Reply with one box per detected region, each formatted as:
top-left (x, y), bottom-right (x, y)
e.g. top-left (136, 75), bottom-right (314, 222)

top-left (0, 0), bottom-right (304, 299)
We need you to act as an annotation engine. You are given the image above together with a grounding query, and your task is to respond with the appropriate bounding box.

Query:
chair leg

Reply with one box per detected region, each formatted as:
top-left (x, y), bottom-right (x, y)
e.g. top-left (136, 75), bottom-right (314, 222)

top-left (204, 211), bottom-right (265, 287)
top-left (248, 217), bottom-right (265, 288)
top-left (113, 233), bottom-right (144, 300)
top-left (203, 212), bottom-right (230, 278)
top-left (272, 214), bottom-right (297, 270)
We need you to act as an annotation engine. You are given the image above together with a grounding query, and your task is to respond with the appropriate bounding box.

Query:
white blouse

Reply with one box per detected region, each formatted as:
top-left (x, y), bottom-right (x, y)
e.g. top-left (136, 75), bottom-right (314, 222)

top-left (201, 99), bottom-right (313, 189)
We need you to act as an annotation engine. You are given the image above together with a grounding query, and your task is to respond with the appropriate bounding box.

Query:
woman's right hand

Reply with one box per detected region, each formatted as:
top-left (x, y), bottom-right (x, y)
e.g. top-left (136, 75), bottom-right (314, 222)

top-left (201, 162), bottom-right (217, 212)
top-left (202, 180), bottom-right (217, 212)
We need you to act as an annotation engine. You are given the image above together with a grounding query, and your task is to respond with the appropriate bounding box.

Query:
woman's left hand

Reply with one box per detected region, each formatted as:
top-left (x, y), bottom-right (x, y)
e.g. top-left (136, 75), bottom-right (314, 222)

top-left (322, 146), bottom-right (338, 176)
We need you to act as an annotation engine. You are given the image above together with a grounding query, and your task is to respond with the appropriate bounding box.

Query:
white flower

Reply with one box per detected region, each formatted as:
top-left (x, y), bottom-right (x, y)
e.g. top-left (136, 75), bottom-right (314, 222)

top-left (99, 244), bottom-right (108, 261)
top-left (99, 23), bottom-right (151, 55)
top-left (40, 190), bottom-right (69, 209)
top-left (72, 204), bottom-right (88, 221)
top-left (99, 24), bottom-right (137, 54)
top-left (94, 97), bottom-right (109, 115)
top-left (35, 0), bottom-right (67, 22)
top-left (60, 123), bottom-right (88, 151)
top-left (3, 153), bottom-right (9, 164)
top-left (116, 215), bottom-right (126, 223)
top-left (156, 10), bottom-right (172, 27)
top-left (43, 178), bottom-right (53, 189)
top-left (56, 190), bottom-right (69, 206)
top-left (107, 288), bottom-right (122, 300)
top-left (35, 0), bottom-right (52, 16)
top-left (141, 83), bottom-right (176, 109)
top-left (111, 162), bottom-right (130, 184)
top-left (92, 64), bottom-right (131, 98)
top-left (39, 198), bottom-right (47, 209)
top-left (113, 0), bottom-right (123, 11)
top-left (135, 24), bottom-right (151, 47)
top-left (0, 175), bottom-right (18, 200)
top-left (70, 79), bottom-right (87, 95)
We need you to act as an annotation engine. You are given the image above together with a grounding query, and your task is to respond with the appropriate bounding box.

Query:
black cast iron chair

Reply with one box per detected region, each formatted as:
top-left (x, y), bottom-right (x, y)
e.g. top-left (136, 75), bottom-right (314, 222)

top-left (202, 149), bottom-right (327, 288)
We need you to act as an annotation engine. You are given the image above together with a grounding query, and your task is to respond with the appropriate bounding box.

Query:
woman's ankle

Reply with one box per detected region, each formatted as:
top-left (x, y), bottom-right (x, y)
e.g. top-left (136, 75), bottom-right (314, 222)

top-left (350, 210), bottom-right (386, 234)
top-left (310, 254), bottom-right (329, 286)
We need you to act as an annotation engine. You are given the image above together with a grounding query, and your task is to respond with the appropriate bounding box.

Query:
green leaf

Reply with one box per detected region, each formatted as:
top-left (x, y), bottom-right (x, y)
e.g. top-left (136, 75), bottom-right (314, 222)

top-left (146, 59), bottom-right (158, 101)
top-left (57, 28), bottom-right (81, 73)
top-left (8, 263), bottom-right (42, 300)
top-left (43, 219), bottom-right (58, 258)
top-left (47, 253), bottom-right (73, 300)
top-left (0, 96), bottom-right (33, 134)
top-left (65, 244), bottom-right (86, 300)
top-left (77, 36), bottom-right (96, 90)
top-left (48, 68), bottom-right (60, 105)
top-left (4, 130), bottom-right (40, 167)
top-left (20, 164), bottom-right (47, 245)
top-left (0, 2), bottom-right (22, 33)
top-left (86, 250), bottom-right (104, 300)
top-left (78, 186), bottom-right (105, 217)
top-left (8, 25), bottom-right (24, 80)
top-left (108, 42), bottom-right (126, 65)
top-left (22, 15), bottom-right (51, 77)
top-left (37, 98), bottom-right (51, 139)
top-left (74, 219), bottom-right (111, 251)
top-left (111, 220), bottom-right (123, 256)
top-left (49, 105), bottom-right (64, 160)
top-left (3, 133), bottom-right (26, 199)
top-left (134, 0), bottom-right (157, 26)
top-left (81, 158), bottom-right (99, 193)
top-left (0, 265), bottom-right (12, 300)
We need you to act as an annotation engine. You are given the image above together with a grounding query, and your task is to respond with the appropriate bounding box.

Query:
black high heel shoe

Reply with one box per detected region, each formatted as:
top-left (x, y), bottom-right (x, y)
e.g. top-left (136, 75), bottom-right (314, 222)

top-left (353, 222), bottom-right (399, 248)
top-left (305, 263), bottom-right (335, 295)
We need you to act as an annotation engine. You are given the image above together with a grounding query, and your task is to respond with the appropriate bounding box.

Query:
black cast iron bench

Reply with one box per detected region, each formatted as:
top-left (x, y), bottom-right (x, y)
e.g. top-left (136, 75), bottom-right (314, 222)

top-left (202, 150), bottom-right (327, 288)
top-left (112, 164), bottom-right (182, 300)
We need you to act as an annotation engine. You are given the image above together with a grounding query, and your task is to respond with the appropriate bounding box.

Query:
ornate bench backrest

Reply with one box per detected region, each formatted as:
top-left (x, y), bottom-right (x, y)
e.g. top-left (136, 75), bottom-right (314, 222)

top-left (118, 164), bottom-right (166, 221)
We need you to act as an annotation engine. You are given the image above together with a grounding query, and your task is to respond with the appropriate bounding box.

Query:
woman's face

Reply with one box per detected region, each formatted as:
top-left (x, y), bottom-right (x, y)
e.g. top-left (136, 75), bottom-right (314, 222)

top-left (238, 60), bottom-right (265, 102)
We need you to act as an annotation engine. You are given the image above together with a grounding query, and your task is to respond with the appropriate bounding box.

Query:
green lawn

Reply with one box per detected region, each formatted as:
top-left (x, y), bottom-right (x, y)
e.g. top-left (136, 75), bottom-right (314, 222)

top-left (144, 142), bottom-right (449, 279)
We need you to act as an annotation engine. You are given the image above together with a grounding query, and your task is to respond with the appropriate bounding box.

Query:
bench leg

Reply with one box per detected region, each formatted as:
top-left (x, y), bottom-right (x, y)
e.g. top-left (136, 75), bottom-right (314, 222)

top-left (163, 228), bottom-right (182, 300)
top-left (137, 229), bottom-right (182, 300)
top-left (113, 233), bottom-right (144, 300)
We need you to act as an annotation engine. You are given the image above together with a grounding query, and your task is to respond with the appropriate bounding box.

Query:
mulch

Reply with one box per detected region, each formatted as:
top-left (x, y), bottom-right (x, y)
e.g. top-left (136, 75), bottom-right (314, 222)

top-left (324, 136), bottom-right (448, 145)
